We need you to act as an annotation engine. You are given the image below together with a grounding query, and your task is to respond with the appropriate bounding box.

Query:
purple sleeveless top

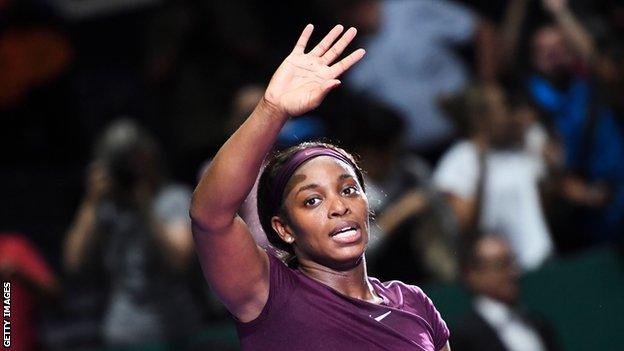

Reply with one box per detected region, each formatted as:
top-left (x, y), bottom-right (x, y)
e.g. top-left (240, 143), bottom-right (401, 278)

top-left (234, 254), bottom-right (450, 350)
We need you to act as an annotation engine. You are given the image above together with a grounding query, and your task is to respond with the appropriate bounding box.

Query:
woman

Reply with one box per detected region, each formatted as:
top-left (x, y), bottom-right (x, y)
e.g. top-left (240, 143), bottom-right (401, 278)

top-left (191, 24), bottom-right (450, 350)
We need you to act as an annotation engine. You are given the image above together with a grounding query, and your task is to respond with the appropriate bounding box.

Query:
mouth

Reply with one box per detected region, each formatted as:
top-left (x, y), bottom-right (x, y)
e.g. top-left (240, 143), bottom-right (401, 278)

top-left (329, 221), bottom-right (362, 244)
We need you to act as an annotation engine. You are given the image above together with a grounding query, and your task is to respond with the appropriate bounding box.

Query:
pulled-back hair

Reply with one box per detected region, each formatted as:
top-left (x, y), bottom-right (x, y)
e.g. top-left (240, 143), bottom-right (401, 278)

top-left (256, 141), bottom-right (365, 257)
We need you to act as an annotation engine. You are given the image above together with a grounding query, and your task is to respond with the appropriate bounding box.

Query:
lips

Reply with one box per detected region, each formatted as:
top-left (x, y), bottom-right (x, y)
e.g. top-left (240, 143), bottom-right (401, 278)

top-left (330, 221), bottom-right (362, 244)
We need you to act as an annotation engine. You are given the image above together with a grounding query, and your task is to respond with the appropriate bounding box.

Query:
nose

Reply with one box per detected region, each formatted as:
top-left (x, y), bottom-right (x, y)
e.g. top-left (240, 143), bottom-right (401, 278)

top-left (328, 194), bottom-right (350, 218)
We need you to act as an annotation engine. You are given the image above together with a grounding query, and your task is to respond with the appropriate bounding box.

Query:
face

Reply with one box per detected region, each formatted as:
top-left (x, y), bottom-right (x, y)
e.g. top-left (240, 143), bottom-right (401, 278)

top-left (271, 156), bottom-right (369, 270)
top-left (466, 236), bottom-right (520, 305)
top-left (531, 26), bottom-right (572, 76)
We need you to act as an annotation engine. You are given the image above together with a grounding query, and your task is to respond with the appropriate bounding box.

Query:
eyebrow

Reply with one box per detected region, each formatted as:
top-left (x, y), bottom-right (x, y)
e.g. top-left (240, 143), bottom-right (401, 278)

top-left (296, 183), bottom-right (319, 195)
top-left (295, 174), bottom-right (355, 194)
top-left (339, 174), bottom-right (354, 181)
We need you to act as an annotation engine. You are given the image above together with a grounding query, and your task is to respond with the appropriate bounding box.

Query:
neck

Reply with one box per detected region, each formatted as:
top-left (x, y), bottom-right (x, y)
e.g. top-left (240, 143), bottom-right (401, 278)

top-left (297, 256), bottom-right (380, 303)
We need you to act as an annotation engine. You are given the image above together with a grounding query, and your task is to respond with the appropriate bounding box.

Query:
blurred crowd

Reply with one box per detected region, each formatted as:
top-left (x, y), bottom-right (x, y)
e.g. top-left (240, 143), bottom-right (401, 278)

top-left (2, 0), bottom-right (623, 350)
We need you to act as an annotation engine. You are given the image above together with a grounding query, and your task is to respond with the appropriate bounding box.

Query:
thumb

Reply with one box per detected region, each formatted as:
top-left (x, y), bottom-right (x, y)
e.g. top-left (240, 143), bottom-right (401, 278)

top-left (322, 79), bottom-right (341, 92)
top-left (316, 79), bottom-right (341, 102)
top-left (310, 79), bottom-right (341, 108)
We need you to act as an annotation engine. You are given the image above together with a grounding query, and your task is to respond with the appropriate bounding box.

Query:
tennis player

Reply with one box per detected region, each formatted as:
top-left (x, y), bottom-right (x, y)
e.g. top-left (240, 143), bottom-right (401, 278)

top-left (190, 24), bottom-right (451, 351)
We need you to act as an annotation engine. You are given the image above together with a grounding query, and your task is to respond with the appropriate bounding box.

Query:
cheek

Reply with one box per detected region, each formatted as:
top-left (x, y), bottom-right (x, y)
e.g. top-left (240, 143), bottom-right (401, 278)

top-left (288, 207), bottom-right (328, 239)
top-left (358, 197), bottom-right (371, 221)
top-left (361, 192), bottom-right (369, 207)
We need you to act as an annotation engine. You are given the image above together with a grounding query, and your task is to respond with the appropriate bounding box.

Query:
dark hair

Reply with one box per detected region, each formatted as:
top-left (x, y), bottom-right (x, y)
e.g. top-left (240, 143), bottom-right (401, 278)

top-left (257, 141), bottom-right (365, 256)
top-left (458, 234), bottom-right (508, 274)
top-left (94, 118), bottom-right (165, 194)
top-left (439, 84), bottom-right (504, 138)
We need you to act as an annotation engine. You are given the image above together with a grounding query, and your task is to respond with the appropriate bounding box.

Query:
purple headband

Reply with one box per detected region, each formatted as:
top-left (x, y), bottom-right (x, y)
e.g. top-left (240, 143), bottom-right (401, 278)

top-left (268, 146), bottom-right (356, 216)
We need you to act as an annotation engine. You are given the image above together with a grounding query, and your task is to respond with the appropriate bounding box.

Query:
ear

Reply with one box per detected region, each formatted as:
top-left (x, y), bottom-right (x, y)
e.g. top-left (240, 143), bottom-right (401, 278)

top-left (271, 215), bottom-right (295, 244)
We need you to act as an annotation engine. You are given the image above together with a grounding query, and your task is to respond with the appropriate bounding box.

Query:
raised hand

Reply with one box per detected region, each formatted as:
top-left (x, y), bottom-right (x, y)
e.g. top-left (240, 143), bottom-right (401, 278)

top-left (264, 24), bottom-right (365, 117)
top-left (85, 161), bottom-right (111, 203)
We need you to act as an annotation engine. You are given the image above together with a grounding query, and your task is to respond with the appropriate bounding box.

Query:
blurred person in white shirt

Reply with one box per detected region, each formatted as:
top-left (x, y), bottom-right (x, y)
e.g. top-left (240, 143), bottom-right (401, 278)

top-left (434, 84), bottom-right (555, 271)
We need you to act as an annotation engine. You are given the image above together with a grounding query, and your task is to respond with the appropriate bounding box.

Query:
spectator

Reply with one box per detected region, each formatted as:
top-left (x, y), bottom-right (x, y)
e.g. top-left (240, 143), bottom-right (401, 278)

top-left (501, 0), bottom-right (624, 244)
top-left (451, 235), bottom-right (561, 351)
top-left (63, 119), bottom-right (202, 347)
top-left (434, 84), bottom-right (554, 271)
top-left (0, 232), bottom-right (59, 351)
top-left (327, 0), bottom-right (496, 160)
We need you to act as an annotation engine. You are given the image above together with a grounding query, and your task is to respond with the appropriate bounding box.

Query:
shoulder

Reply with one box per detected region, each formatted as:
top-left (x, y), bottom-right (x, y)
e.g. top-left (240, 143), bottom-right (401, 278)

top-left (261, 252), bottom-right (300, 294)
top-left (266, 251), bottom-right (293, 274)
top-left (235, 252), bottom-right (299, 328)
top-left (434, 141), bottom-right (479, 175)
top-left (266, 253), bottom-right (302, 294)
top-left (396, 281), bottom-right (434, 308)
top-left (376, 278), bottom-right (426, 297)
top-left (433, 141), bottom-right (479, 191)
top-left (441, 141), bottom-right (477, 162)
top-left (375, 279), bottom-right (451, 349)
top-left (372, 278), bottom-right (440, 314)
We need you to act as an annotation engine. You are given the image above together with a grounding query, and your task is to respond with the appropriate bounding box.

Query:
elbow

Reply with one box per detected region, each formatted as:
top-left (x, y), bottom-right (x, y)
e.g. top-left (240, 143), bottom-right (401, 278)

top-left (189, 192), bottom-right (233, 234)
top-left (189, 195), bottom-right (210, 232)
top-left (189, 189), bottom-right (209, 227)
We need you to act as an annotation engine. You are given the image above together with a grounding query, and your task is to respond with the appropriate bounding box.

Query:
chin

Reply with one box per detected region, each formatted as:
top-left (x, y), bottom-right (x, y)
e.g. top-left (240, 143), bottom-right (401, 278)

top-left (327, 246), bottom-right (367, 271)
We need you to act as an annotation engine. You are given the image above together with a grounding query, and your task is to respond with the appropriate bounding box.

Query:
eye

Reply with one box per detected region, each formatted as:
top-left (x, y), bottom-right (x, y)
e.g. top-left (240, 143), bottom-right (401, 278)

top-left (342, 185), bottom-right (358, 196)
top-left (304, 197), bottom-right (321, 207)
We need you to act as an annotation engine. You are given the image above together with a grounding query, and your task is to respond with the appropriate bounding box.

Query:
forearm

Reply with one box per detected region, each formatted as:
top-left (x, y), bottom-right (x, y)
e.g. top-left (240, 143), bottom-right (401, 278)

top-left (190, 98), bottom-right (288, 231)
top-left (552, 6), bottom-right (596, 62)
top-left (501, 0), bottom-right (529, 66)
top-left (191, 23), bottom-right (363, 232)
top-left (475, 20), bottom-right (498, 82)
top-left (63, 201), bottom-right (99, 273)
top-left (446, 194), bottom-right (478, 234)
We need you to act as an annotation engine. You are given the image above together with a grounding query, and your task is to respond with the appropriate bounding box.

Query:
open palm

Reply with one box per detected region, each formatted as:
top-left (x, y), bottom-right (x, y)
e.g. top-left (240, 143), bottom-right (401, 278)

top-left (264, 24), bottom-right (365, 117)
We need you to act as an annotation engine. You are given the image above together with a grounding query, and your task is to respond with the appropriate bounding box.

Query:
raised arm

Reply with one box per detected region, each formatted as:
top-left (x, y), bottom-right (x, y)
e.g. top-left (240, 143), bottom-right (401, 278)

top-left (190, 24), bottom-right (364, 322)
top-left (63, 161), bottom-right (109, 274)
top-left (543, 0), bottom-right (597, 63)
top-left (500, 0), bottom-right (530, 67)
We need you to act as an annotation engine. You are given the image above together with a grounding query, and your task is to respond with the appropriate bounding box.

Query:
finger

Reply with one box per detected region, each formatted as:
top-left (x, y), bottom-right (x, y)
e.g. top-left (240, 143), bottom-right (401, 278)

top-left (293, 24), bottom-right (314, 54)
top-left (309, 24), bottom-right (344, 56)
top-left (321, 27), bottom-right (357, 64)
top-left (329, 48), bottom-right (366, 77)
